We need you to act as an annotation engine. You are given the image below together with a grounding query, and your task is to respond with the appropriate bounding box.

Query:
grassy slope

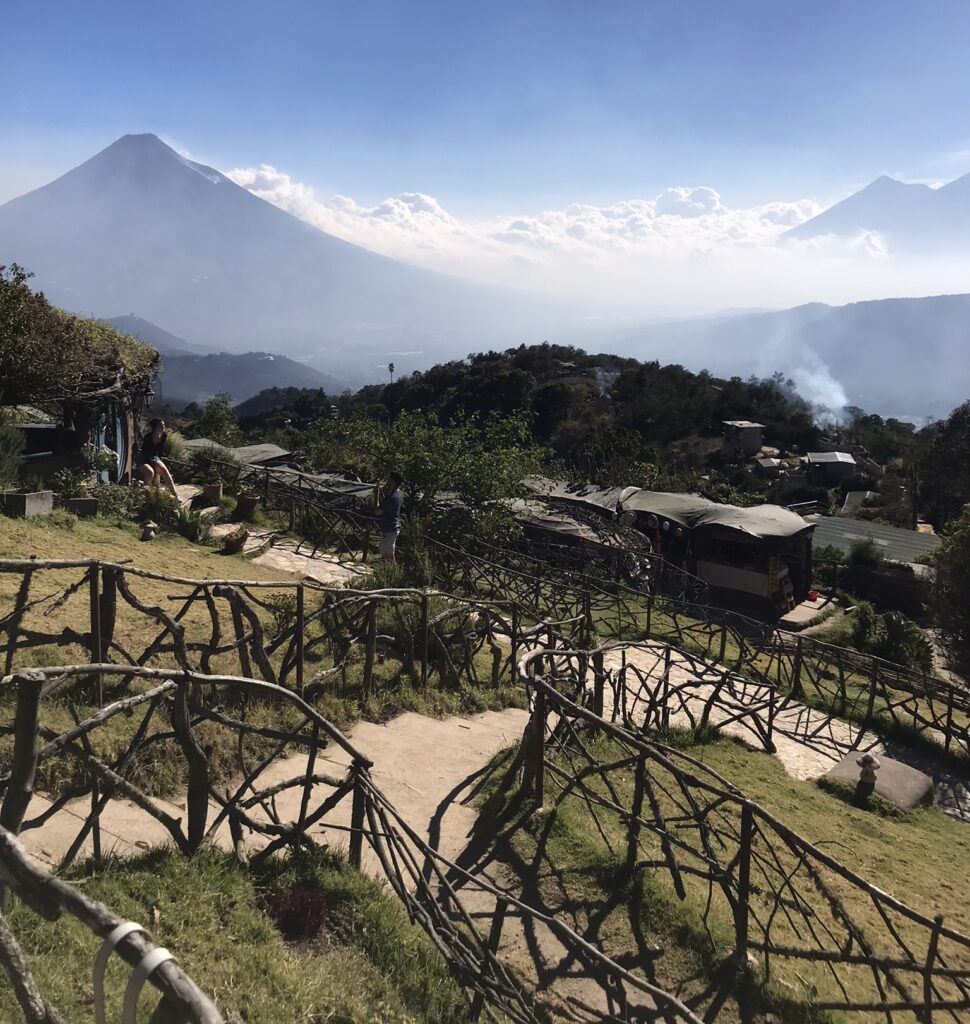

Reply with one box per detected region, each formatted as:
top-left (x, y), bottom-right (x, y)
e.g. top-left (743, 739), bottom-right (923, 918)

top-left (0, 513), bottom-right (523, 794)
top-left (1, 847), bottom-right (468, 1024)
top-left (476, 736), bottom-right (970, 1023)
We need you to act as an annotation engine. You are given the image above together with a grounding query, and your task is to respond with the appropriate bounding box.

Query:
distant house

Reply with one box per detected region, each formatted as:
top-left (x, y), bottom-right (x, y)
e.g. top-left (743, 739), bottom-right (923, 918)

top-left (806, 451), bottom-right (857, 485)
top-left (807, 515), bottom-right (941, 564)
top-left (756, 457), bottom-right (782, 477)
top-left (524, 478), bottom-right (815, 620)
top-left (722, 421), bottom-right (765, 458)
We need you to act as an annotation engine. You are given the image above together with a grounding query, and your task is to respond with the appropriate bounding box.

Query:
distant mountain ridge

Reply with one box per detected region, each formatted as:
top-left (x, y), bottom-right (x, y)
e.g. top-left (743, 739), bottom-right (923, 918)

top-left (783, 171), bottom-right (970, 248)
top-left (0, 133), bottom-right (577, 381)
top-left (103, 314), bottom-right (345, 405)
top-left (616, 293), bottom-right (970, 418)
top-left (102, 314), bottom-right (214, 356)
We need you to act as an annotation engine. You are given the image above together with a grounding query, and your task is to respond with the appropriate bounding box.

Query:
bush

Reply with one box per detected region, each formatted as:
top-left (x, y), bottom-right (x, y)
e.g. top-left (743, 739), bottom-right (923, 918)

top-left (266, 593), bottom-right (298, 637)
top-left (848, 537), bottom-right (883, 567)
top-left (0, 415), bottom-right (24, 489)
top-left (396, 516), bottom-right (433, 588)
top-left (190, 444), bottom-right (239, 486)
top-left (166, 428), bottom-right (188, 462)
top-left (844, 601), bottom-right (933, 673)
top-left (92, 483), bottom-right (138, 521)
top-left (933, 507), bottom-right (970, 679)
top-left (133, 485), bottom-right (179, 527)
top-left (51, 467), bottom-right (88, 501)
top-left (175, 505), bottom-right (210, 544)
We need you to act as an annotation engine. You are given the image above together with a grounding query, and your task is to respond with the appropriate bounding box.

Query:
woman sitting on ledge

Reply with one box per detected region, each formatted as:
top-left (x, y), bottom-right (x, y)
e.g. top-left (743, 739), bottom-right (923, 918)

top-left (138, 418), bottom-right (177, 495)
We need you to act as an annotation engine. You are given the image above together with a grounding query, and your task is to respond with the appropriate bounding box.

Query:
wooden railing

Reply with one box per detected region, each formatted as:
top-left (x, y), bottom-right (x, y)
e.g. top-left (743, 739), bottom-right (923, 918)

top-left (517, 649), bottom-right (970, 1021)
top-left (0, 660), bottom-right (704, 1024)
top-left (0, 558), bottom-right (585, 704)
top-left (170, 456), bottom-right (970, 759)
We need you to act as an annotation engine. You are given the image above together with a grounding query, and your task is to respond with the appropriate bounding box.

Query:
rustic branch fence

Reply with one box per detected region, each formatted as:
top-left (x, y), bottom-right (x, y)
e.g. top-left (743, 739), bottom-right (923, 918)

top-left (0, 662), bottom-right (705, 1024)
top-left (517, 648), bottom-right (970, 1021)
top-left (182, 453), bottom-right (970, 767)
top-left (425, 538), bottom-right (970, 762)
top-left (0, 558), bottom-right (586, 705)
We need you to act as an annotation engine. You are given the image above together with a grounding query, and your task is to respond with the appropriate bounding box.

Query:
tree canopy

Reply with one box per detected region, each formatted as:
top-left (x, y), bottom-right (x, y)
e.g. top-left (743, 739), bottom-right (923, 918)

top-left (0, 265), bottom-right (157, 407)
top-left (305, 409), bottom-right (548, 544)
top-left (933, 506), bottom-right (970, 680)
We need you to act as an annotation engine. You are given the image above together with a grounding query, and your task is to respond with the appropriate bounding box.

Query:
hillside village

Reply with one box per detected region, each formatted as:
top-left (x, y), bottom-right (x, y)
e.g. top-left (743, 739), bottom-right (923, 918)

top-left (2, 267), bottom-right (970, 1023)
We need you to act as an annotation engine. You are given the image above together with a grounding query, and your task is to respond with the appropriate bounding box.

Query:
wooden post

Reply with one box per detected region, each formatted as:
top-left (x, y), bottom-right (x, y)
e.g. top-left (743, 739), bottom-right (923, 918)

top-left (533, 687), bottom-right (546, 809)
top-left (230, 601), bottom-right (254, 681)
top-left (583, 590), bottom-right (593, 648)
top-left (864, 657), bottom-right (879, 727)
top-left (791, 635), bottom-right (803, 698)
top-left (420, 593), bottom-right (429, 689)
top-left (645, 594), bottom-right (653, 638)
top-left (592, 651), bottom-right (605, 719)
top-left (661, 644), bottom-right (672, 731)
top-left (510, 603), bottom-right (520, 681)
top-left (91, 780), bottom-right (102, 864)
top-left (0, 672), bottom-right (43, 838)
top-left (734, 802), bottom-right (754, 965)
top-left (944, 695), bottom-right (954, 755)
top-left (766, 684), bottom-right (777, 753)
top-left (625, 756), bottom-right (646, 875)
top-left (295, 583), bottom-right (305, 697)
top-left (923, 914), bottom-right (944, 1024)
top-left (718, 623), bottom-right (728, 664)
top-left (89, 564), bottom-right (103, 706)
top-left (349, 767), bottom-right (366, 869)
top-left (470, 898), bottom-right (508, 1022)
top-left (363, 601), bottom-right (377, 697)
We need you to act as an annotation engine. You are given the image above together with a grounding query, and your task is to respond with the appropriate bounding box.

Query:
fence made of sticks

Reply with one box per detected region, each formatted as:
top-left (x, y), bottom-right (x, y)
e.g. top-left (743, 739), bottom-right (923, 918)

top-left (425, 537), bottom-right (970, 761)
top-left (0, 557), bottom-right (585, 707)
top-left (0, 661), bottom-right (705, 1024)
top-left (517, 647), bottom-right (970, 1022)
top-left (187, 453), bottom-right (969, 764)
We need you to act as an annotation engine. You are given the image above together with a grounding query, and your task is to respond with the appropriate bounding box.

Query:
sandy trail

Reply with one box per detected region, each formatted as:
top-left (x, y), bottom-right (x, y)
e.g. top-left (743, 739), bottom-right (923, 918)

top-left (601, 643), bottom-right (885, 781)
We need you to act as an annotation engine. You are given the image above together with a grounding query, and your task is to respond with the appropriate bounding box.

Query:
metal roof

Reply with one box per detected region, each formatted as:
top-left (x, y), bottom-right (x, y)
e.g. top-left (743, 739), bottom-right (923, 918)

top-left (807, 451), bottom-right (855, 464)
top-left (230, 443), bottom-right (293, 465)
top-left (807, 515), bottom-right (941, 563)
top-left (723, 420), bottom-right (764, 429)
top-left (524, 478), bottom-right (812, 541)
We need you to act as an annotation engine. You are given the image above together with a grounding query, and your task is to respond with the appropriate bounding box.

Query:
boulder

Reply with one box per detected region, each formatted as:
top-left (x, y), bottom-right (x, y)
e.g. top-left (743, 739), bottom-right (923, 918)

top-left (824, 752), bottom-right (933, 810)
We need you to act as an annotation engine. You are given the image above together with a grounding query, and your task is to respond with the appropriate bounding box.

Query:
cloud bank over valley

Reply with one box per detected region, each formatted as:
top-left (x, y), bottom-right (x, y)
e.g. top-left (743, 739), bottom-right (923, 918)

top-left (226, 164), bottom-right (969, 314)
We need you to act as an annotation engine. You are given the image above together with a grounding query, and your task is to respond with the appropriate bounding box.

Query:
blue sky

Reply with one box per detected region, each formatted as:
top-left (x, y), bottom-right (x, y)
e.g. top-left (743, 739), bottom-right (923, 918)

top-left (3, 0), bottom-right (970, 214)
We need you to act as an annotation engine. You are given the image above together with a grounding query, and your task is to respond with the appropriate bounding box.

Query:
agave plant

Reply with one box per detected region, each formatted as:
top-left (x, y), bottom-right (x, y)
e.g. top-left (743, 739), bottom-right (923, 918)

top-left (175, 505), bottom-right (209, 544)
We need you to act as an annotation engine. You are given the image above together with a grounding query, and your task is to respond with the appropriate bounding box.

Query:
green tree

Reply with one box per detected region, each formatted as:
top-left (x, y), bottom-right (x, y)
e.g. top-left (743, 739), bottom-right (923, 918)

top-left (185, 393), bottom-right (244, 447)
top-left (933, 507), bottom-right (970, 680)
top-left (306, 410), bottom-right (548, 545)
top-left (0, 412), bottom-right (24, 489)
top-left (920, 402), bottom-right (970, 530)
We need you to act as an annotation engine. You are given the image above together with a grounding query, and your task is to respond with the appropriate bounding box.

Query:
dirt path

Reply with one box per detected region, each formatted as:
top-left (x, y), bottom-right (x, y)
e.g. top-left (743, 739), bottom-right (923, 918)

top-left (17, 642), bottom-right (963, 1019)
top-left (206, 525), bottom-right (370, 586)
top-left (601, 643), bottom-right (885, 781)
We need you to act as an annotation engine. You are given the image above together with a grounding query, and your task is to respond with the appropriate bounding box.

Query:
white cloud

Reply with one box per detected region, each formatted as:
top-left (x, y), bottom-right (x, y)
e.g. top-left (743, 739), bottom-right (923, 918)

top-left (228, 163), bottom-right (820, 266)
top-left (225, 163), bottom-right (968, 312)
